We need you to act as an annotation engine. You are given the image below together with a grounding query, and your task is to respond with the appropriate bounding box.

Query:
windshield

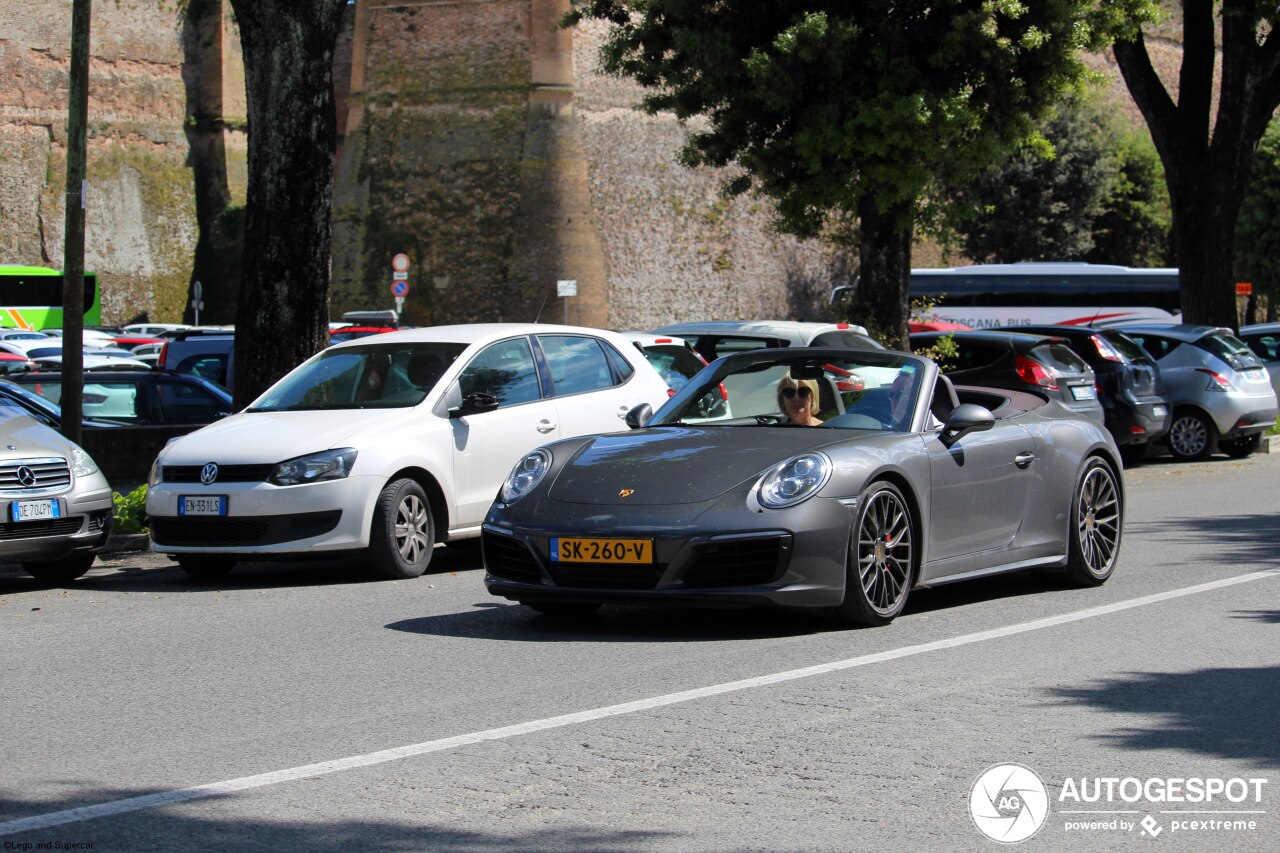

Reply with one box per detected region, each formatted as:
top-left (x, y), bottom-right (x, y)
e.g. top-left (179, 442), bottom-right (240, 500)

top-left (248, 343), bottom-right (466, 412)
top-left (1197, 332), bottom-right (1263, 371)
top-left (654, 352), bottom-right (928, 432)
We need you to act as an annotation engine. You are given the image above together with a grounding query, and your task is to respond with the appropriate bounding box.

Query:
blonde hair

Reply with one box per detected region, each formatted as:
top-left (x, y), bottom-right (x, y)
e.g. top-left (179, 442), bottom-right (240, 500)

top-left (777, 373), bottom-right (821, 412)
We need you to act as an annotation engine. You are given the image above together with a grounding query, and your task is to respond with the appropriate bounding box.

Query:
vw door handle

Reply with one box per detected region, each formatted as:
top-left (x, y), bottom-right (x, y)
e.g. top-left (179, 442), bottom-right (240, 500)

top-left (617, 404), bottom-right (631, 418)
top-left (536, 419), bottom-right (557, 434)
top-left (1014, 452), bottom-right (1036, 469)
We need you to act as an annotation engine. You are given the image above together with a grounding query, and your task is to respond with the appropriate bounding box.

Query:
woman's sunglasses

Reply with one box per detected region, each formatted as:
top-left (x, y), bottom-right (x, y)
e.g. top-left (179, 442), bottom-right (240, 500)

top-left (781, 386), bottom-right (812, 399)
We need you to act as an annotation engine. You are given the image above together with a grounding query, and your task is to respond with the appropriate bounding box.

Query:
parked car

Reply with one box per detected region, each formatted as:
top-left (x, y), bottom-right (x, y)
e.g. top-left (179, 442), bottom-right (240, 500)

top-left (8, 370), bottom-right (233, 426)
top-left (0, 352), bottom-right (36, 375)
top-left (328, 325), bottom-right (397, 346)
top-left (0, 408), bottom-right (114, 582)
top-left (0, 330), bottom-right (52, 342)
top-left (145, 324), bottom-right (673, 581)
top-left (121, 322), bottom-right (191, 337)
top-left (1110, 324), bottom-right (1278, 460)
top-left (482, 347), bottom-right (1123, 625)
top-left (0, 379), bottom-right (120, 430)
top-left (156, 328), bottom-right (236, 391)
top-left (621, 332), bottom-right (708, 393)
top-left (30, 352), bottom-right (153, 372)
top-left (909, 330), bottom-right (1105, 425)
top-left (653, 320), bottom-right (883, 362)
top-left (1237, 322), bottom-right (1280, 400)
top-left (993, 325), bottom-right (1170, 463)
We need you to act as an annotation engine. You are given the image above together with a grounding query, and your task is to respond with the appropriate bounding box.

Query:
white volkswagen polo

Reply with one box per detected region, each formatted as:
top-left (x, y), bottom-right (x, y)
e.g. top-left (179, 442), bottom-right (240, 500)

top-left (146, 324), bottom-right (671, 580)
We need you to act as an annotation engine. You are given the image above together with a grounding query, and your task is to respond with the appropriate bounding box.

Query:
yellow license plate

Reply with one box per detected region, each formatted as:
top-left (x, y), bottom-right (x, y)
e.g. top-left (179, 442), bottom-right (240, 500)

top-left (550, 537), bottom-right (653, 564)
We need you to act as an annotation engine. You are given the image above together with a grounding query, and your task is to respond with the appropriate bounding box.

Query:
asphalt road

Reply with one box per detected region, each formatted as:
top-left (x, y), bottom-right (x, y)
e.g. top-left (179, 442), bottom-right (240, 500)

top-left (1, 452), bottom-right (1278, 852)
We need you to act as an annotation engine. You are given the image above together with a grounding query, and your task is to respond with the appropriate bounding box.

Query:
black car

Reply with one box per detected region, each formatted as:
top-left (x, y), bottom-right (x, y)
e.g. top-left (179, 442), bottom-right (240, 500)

top-left (6, 370), bottom-right (233, 426)
top-left (992, 325), bottom-right (1170, 463)
top-left (910, 330), bottom-right (1105, 425)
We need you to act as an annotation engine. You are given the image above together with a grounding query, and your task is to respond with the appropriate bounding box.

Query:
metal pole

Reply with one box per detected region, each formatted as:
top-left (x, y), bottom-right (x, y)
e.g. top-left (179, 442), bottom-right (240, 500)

top-left (61, 0), bottom-right (92, 446)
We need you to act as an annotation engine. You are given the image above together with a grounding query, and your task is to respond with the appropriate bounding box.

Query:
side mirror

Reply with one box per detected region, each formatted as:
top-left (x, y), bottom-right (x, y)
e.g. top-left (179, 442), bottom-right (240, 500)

top-left (940, 403), bottom-right (995, 447)
top-left (449, 391), bottom-right (499, 417)
top-left (625, 403), bottom-right (653, 430)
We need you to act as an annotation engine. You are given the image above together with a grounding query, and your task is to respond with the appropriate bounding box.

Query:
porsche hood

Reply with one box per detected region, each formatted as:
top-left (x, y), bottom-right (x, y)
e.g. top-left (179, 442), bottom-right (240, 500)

top-left (545, 425), bottom-right (847, 506)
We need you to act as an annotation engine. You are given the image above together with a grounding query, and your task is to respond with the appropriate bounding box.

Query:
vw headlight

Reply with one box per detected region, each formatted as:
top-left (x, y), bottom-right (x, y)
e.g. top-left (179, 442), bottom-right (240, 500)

top-left (70, 445), bottom-right (100, 477)
top-left (756, 452), bottom-right (831, 509)
top-left (502, 450), bottom-right (551, 504)
top-left (270, 448), bottom-right (358, 486)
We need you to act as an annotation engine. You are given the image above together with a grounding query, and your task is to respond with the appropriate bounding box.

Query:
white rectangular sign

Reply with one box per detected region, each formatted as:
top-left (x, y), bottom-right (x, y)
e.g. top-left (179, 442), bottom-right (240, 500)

top-left (557, 279), bottom-right (578, 297)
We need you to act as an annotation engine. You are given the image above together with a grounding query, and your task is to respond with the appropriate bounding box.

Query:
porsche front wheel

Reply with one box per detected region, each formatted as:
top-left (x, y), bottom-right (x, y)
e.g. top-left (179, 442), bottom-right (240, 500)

top-left (833, 481), bottom-right (915, 627)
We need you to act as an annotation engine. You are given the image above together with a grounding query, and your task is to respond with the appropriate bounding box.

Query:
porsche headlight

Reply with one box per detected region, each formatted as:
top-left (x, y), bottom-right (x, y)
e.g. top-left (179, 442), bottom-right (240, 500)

top-left (757, 452), bottom-right (831, 509)
top-left (270, 448), bottom-right (357, 486)
top-left (502, 450), bottom-right (551, 504)
top-left (70, 445), bottom-right (100, 477)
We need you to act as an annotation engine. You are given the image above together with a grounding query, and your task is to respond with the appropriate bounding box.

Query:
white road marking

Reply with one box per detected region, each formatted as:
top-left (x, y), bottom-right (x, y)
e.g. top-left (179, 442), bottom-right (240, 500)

top-left (3, 569), bottom-right (1276, 835)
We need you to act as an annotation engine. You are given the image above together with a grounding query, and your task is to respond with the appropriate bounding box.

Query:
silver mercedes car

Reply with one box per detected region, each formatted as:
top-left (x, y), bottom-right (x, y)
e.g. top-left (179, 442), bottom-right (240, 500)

top-left (484, 347), bottom-right (1124, 627)
top-left (0, 409), bottom-right (114, 581)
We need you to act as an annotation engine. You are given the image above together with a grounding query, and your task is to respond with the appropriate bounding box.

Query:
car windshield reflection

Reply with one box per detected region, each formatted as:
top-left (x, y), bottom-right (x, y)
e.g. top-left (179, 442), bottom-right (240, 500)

top-left (248, 343), bottom-right (466, 412)
top-left (655, 352), bottom-right (927, 432)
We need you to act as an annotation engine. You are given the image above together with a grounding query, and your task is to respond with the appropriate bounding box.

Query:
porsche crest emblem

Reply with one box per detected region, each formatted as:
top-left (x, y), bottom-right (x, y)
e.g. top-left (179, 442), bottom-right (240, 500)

top-left (618, 489), bottom-right (635, 498)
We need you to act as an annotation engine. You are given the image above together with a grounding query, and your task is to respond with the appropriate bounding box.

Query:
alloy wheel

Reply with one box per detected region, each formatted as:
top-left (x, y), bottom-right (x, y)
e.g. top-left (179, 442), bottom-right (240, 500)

top-left (1168, 414), bottom-right (1209, 459)
top-left (856, 489), bottom-right (913, 615)
top-left (395, 493), bottom-right (432, 564)
top-left (1075, 465), bottom-right (1121, 577)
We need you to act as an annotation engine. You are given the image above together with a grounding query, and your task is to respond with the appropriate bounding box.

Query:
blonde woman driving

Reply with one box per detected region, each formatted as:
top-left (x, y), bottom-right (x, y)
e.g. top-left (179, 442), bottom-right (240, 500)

top-left (776, 372), bottom-right (823, 426)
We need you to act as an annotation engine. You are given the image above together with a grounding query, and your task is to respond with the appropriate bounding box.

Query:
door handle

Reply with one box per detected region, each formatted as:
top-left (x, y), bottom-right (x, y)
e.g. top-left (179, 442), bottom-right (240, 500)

top-left (536, 419), bottom-right (557, 434)
top-left (617, 404), bottom-right (630, 419)
top-left (1014, 452), bottom-right (1036, 469)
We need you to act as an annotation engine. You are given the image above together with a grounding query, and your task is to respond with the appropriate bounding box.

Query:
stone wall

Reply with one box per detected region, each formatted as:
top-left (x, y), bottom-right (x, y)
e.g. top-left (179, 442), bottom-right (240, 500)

top-left (0, 0), bottom-right (199, 326)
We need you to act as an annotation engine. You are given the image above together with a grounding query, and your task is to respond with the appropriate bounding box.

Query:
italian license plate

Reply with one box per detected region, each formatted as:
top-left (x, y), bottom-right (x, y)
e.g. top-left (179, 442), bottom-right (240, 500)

top-left (550, 537), bottom-right (653, 564)
top-left (1070, 385), bottom-right (1097, 401)
top-left (179, 495), bottom-right (228, 516)
top-left (1153, 405), bottom-right (1168, 417)
top-left (10, 499), bottom-right (59, 522)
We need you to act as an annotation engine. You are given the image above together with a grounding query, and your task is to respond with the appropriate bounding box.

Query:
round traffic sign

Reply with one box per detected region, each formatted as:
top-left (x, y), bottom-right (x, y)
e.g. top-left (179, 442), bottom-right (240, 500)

top-left (391, 280), bottom-right (409, 297)
top-left (392, 253), bottom-right (411, 272)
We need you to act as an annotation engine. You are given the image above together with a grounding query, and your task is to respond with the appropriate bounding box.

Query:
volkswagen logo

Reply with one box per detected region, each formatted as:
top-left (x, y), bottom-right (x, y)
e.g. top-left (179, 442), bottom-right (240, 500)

top-left (16, 465), bottom-right (36, 487)
top-left (200, 462), bottom-right (219, 485)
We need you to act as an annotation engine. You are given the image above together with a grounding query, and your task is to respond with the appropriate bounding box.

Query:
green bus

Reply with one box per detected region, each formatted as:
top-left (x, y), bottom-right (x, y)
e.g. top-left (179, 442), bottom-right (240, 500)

top-left (0, 265), bottom-right (102, 330)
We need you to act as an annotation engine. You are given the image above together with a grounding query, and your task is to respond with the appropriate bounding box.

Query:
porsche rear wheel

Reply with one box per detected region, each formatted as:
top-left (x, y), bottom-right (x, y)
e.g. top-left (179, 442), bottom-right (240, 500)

top-left (1064, 458), bottom-right (1122, 586)
top-left (833, 481), bottom-right (914, 627)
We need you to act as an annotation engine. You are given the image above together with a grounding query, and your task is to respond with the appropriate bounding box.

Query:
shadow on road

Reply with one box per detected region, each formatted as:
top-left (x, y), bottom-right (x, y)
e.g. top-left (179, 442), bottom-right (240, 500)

top-left (1046, 665), bottom-right (1280, 765)
top-left (1123, 512), bottom-right (1280, 567)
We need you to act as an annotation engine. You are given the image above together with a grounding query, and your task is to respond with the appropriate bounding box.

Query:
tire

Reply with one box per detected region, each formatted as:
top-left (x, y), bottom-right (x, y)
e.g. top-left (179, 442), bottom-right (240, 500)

top-left (522, 601), bottom-right (602, 617)
top-left (369, 478), bottom-right (434, 579)
top-left (1219, 433), bottom-right (1262, 459)
top-left (1118, 443), bottom-right (1149, 466)
top-left (1167, 409), bottom-right (1217, 461)
top-left (177, 556), bottom-right (237, 580)
top-left (832, 481), bottom-right (914, 627)
top-left (1063, 458), bottom-right (1122, 587)
top-left (23, 553), bottom-right (95, 583)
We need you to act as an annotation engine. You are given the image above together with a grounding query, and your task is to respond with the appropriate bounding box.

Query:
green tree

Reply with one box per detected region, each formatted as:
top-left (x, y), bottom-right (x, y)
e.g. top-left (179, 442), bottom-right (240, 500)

top-left (568, 2), bottom-right (1139, 348)
top-left (950, 100), bottom-right (1122, 263)
top-left (227, 0), bottom-right (348, 406)
top-left (1234, 120), bottom-right (1280, 323)
top-left (1086, 124), bottom-right (1172, 267)
top-left (1111, 2), bottom-right (1280, 328)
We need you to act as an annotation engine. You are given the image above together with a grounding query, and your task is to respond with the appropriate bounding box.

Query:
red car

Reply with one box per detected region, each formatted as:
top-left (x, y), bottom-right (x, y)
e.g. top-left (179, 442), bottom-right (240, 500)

top-left (0, 352), bottom-right (36, 375)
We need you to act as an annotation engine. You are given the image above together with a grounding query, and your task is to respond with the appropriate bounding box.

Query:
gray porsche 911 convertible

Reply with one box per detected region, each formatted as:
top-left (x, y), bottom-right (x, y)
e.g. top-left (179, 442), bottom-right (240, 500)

top-left (482, 347), bottom-right (1123, 626)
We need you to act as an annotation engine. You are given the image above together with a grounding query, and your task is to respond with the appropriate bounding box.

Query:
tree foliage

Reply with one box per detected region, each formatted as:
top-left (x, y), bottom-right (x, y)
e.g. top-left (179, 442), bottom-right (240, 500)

top-left (947, 98), bottom-right (1172, 267)
top-left (1234, 119), bottom-right (1280, 322)
top-left (1110, 1), bottom-right (1280, 328)
top-left (569, 1), bottom-right (1140, 348)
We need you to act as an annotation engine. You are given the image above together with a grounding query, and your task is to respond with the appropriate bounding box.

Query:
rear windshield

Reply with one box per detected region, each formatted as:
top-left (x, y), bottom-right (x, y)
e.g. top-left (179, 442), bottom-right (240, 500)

top-left (1031, 343), bottom-right (1091, 375)
top-left (643, 344), bottom-right (705, 391)
top-left (1197, 332), bottom-right (1263, 370)
top-left (809, 330), bottom-right (885, 350)
top-left (1099, 331), bottom-right (1150, 363)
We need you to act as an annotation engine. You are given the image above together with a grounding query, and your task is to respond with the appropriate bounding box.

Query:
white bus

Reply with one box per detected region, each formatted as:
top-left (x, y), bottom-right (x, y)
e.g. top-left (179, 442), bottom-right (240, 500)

top-left (909, 262), bottom-right (1181, 329)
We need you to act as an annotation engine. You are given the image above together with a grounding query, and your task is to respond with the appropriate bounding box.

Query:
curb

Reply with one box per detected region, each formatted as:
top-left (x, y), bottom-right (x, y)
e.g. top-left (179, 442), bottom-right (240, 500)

top-left (100, 533), bottom-right (151, 555)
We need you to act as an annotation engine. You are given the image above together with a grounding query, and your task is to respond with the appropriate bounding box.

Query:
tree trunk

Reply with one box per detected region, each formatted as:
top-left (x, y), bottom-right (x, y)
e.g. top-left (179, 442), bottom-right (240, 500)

top-left (847, 196), bottom-right (912, 351)
top-left (1112, 9), bottom-right (1280, 331)
top-left (228, 0), bottom-right (348, 407)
